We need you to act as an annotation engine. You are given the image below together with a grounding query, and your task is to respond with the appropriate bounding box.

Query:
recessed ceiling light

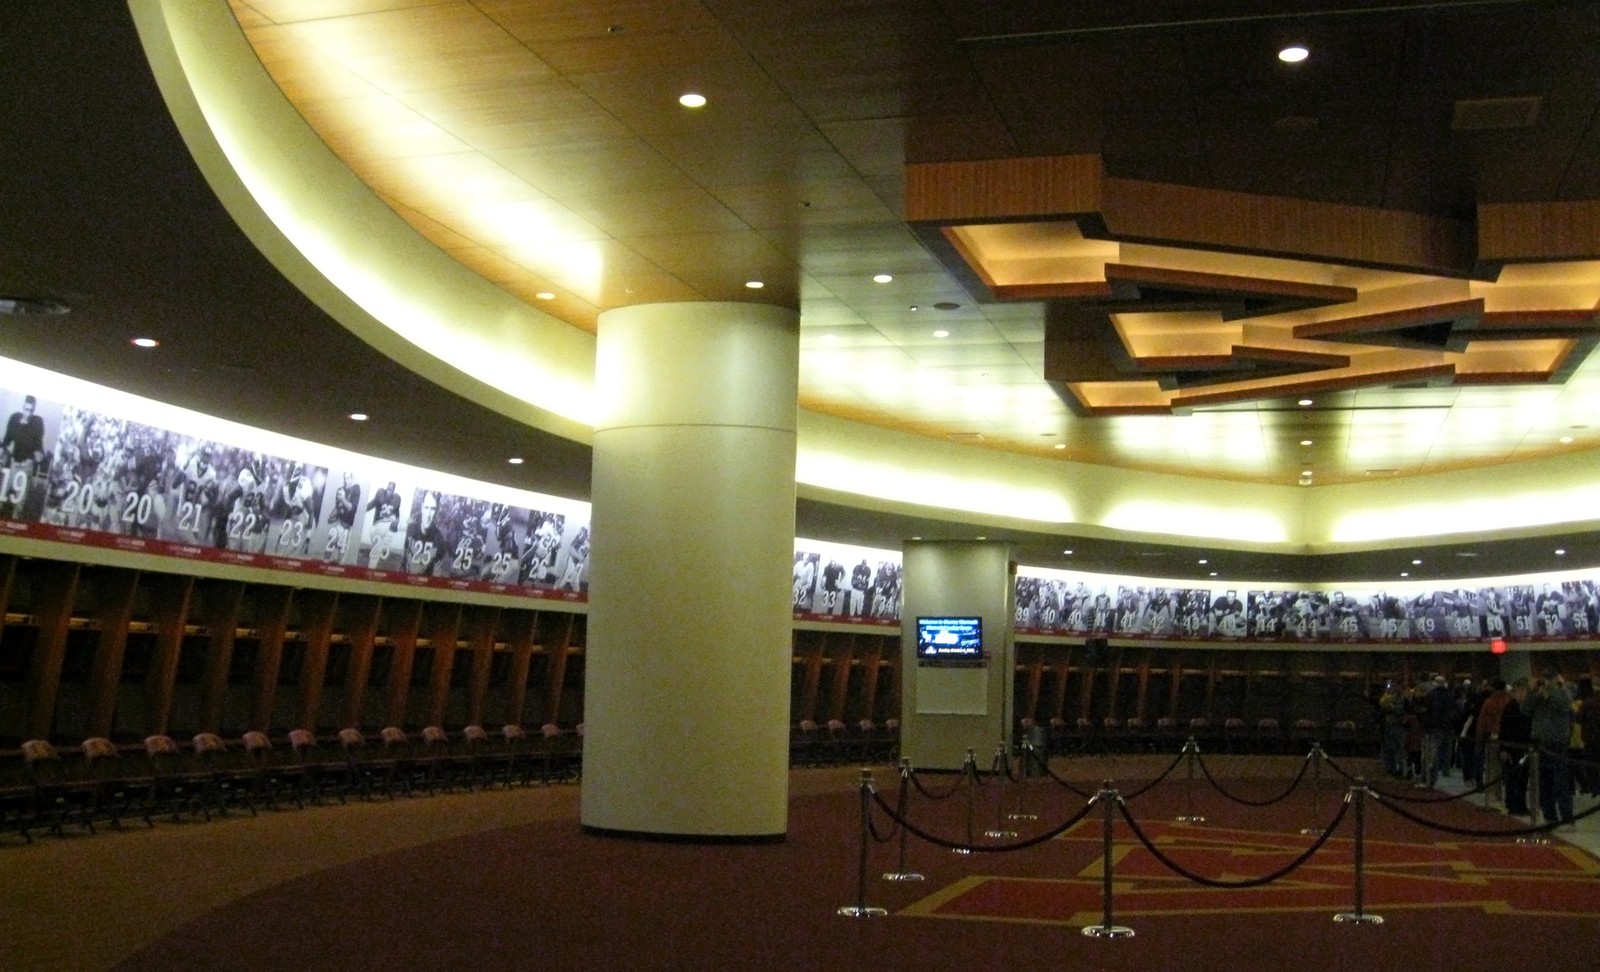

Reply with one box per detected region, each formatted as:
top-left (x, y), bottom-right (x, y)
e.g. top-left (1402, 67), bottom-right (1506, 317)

top-left (1300, 439), bottom-right (1313, 446)
top-left (1298, 398), bottom-right (1314, 406)
top-left (1412, 559), bottom-right (1422, 565)
top-left (130, 337), bottom-right (160, 348)
top-left (872, 273), bottom-right (893, 283)
top-left (1198, 559), bottom-right (1208, 565)
top-left (909, 305), bottom-right (919, 311)
top-left (1053, 443), bottom-right (1066, 450)
top-left (975, 536), bottom-right (987, 541)
top-left (535, 291), bottom-right (556, 300)
top-left (1209, 572), bottom-right (1218, 577)
top-left (933, 329), bottom-right (950, 338)
top-left (507, 457), bottom-right (524, 465)
top-left (1063, 550), bottom-right (1073, 556)
top-left (911, 536), bottom-right (922, 541)
top-left (1560, 436), bottom-right (1574, 443)
top-left (348, 412), bottom-right (368, 422)
top-left (1555, 548), bottom-right (1567, 556)
top-left (1301, 469), bottom-right (1313, 477)
top-left (1400, 571), bottom-right (1409, 577)
top-left (745, 280), bottom-right (764, 289)
top-left (1279, 45), bottom-right (1309, 63)
top-left (678, 92), bottom-right (706, 108)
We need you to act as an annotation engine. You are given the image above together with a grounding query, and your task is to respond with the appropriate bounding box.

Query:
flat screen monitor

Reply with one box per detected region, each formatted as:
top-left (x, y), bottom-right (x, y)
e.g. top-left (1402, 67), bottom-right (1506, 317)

top-left (916, 615), bottom-right (984, 663)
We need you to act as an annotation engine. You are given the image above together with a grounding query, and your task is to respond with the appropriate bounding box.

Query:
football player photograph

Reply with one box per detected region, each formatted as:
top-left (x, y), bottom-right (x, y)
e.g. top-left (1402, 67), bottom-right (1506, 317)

top-left (320, 471), bottom-right (361, 564)
top-left (792, 552), bottom-right (819, 612)
top-left (0, 392), bottom-right (51, 520)
top-left (402, 489), bottom-right (446, 576)
top-left (362, 480), bottom-right (405, 570)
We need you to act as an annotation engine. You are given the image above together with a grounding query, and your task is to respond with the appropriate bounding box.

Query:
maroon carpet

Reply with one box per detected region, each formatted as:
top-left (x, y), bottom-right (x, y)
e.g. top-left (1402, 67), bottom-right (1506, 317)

top-left (113, 767), bottom-right (1600, 972)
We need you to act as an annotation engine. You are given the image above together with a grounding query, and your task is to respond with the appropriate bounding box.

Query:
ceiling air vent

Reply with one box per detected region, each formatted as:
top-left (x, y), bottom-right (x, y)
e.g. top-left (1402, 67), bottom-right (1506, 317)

top-left (1451, 95), bottom-right (1541, 131)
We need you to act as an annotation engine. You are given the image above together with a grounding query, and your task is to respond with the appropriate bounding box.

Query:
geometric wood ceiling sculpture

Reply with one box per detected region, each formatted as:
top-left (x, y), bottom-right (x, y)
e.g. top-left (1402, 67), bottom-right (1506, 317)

top-left (910, 154), bottom-right (1600, 415)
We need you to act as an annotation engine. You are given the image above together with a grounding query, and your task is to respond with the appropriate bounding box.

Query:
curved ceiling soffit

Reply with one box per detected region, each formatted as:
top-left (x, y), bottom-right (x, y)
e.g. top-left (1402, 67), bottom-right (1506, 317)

top-left (132, 1), bottom-right (1600, 557)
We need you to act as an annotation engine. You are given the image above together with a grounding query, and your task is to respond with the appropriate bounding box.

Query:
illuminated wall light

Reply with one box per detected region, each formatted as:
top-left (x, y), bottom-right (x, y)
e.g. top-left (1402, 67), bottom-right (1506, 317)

top-left (1300, 439), bottom-right (1313, 446)
top-left (1279, 45), bottom-right (1309, 63)
top-left (1556, 548), bottom-right (1567, 556)
top-left (347, 412), bottom-right (368, 422)
top-left (507, 457), bottom-right (525, 465)
top-left (130, 337), bottom-right (160, 348)
top-left (1298, 398), bottom-right (1314, 406)
top-left (678, 92), bottom-right (707, 108)
top-left (745, 280), bottom-right (764, 289)
top-left (1209, 571), bottom-right (1218, 577)
top-left (872, 274), bottom-right (893, 283)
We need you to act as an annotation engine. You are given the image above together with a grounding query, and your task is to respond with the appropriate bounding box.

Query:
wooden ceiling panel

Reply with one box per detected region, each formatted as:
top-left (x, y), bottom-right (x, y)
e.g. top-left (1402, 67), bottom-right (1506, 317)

top-left (233, 0), bottom-right (443, 23)
top-left (297, 94), bottom-right (469, 161)
top-left (620, 230), bottom-right (797, 296)
top-left (239, 22), bottom-right (385, 103)
top-left (646, 128), bottom-right (853, 189)
top-left (488, 140), bottom-right (698, 198)
top-left (397, 78), bottom-right (629, 151)
top-left (522, 25), bottom-right (750, 77)
top-left (566, 187), bottom-right (747, 238)
top-left (278, 3), bottom-right (556, 93)
top-left (710, 179), bottom-right (898, 232)
top-left (475, 0), bottom-right (721, 45)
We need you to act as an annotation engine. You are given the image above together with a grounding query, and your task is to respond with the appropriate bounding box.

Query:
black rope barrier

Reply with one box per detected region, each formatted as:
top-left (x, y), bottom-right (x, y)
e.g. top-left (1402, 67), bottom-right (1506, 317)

top-left (1193, 748), bottom-right (1314, 806)
top-left (908, 766), bottom-right (968, 800)
top-left (1117, 749), bottom-right (1187, 801)
top-left (1321, 753), bottom-right (1503, 805)
top-left (869, 785), bottom-right (1101, 853)
top-left (1115, 794), bottom-right (1352, 889)
top-left (1038, 757), bottom-right (1097, 798)
top-left (1366, 786), bottom-right (1600, 839)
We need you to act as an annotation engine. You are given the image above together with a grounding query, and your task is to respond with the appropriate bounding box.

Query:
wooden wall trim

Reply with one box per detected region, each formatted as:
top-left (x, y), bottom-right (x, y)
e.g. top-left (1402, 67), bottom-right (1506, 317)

top-left (464, 606), bottom-right (498, 729)
top-left (383, 600), bottom-right (422, 729)
top-left (294, 589), bottom-right (339, 732)
top-left (248, 586), bottom-right (294, 732)
top-left (145, 574), bottom-right (193, 737)
top-left (502, 610), bottom-right (535, 729)
top-left (198, 582), bottom-right (245, 735)
top-left (24, 560), bottom-right (80, 741)
top-left (424, 604), bottom-right (462, 729)
top-left (87, 569), bottom-right (139, 739)
top-left (341, 596), bottom-right (381, 731)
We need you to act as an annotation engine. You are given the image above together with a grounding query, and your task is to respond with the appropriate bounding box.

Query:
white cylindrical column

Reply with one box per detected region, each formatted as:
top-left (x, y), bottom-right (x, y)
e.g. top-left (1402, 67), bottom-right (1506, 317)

top-left (580, 301), bottom-right (799, 840)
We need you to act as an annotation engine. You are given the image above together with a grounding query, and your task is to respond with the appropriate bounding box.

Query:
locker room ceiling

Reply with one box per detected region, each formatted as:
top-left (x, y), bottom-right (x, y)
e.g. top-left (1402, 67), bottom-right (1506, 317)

top-left (1, 1), bottom-right (1599, 583)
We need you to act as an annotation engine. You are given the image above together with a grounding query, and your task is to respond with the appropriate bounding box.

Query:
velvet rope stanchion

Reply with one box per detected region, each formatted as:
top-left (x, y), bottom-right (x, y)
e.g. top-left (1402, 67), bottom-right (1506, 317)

top-left (1082, 781), bottom-right (1133, 939)
top-left (955, 748), bottom-right (978, 855)
top-left (1300, 744), bottom-right (1326, 836)
top-left (1176, 737), bottom-right (1205, 823)
top-left (882, 759), bottom-right (925, 883)
top-left (1332, 780), bottom-right (1383, 926)
top-left (985, 743), bottom-right (1018, 839)
top-left (838, 770), bottom-right (889, 918)
top-left (1008, 741), bottom-right (1040, 822)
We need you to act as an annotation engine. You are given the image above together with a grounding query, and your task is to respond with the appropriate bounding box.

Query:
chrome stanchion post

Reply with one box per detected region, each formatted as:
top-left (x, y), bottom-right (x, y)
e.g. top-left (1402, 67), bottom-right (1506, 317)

top-left (1009, 740), bottom-right (1040, 822)
top-left (883, 759), bottom-right (925, 882)
top-left (1176, 736), bottom-right (1205, 823)
top-left (954, 748), bottom-right (977, 855)
top-left (1082, 782), bottom-right (1134, 938)
top-left (838, 770), bottom-right (889, 918)
top-left (985, 742), bottom-right (1017, 838)
top-left (1332, 780), bottom-right (1383, 925)
top-left (1299, 744), bottom-right (1325, 836)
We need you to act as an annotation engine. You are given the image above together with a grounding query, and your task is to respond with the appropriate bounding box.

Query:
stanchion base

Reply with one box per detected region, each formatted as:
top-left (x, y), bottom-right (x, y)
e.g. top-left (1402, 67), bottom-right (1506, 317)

top-left (984, 829), bottom-right (1018, 838)
top-left (1332, 912), bottom-right (1384, 925)
top-left (1298, 827), bottom-right (1321, 835)
top-left (837, 906), bottom-right (889, 918)
top-left (1515, 836), bottom-right (1551, 845)
top-left (951, 847), bottom-right (973, 855)
top-left (1082, 924), bottom-right (1135, 938)
top-left (1175, 815), bottom-right (1206, 823)
top-left (882, 871), bottom-right (926, 882)
top-left (1007, 812), bottom-right (1039, 821)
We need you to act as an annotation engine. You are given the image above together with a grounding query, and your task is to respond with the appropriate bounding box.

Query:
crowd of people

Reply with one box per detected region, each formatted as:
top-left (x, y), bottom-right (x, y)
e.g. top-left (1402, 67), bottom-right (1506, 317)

top-left (1378, 669), bottom-right (1600, 826)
